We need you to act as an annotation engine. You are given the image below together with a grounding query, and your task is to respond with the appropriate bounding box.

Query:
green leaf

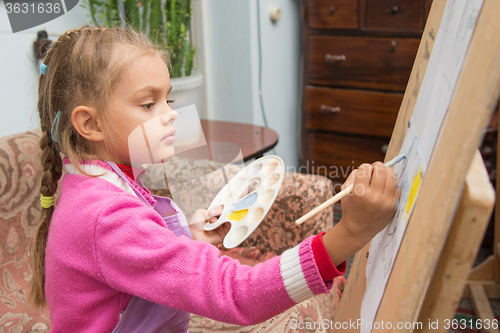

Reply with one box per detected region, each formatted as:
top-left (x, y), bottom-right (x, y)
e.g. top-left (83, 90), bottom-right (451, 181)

top-left (106, 0), bottom-right (112, 27)
top-left (184, 44), bottom-right (195, 76)
top-left (87, 0), bottom-right (98, 24)
top-left (141, 0), bottom-right (150, 36)
top-left (149, 0), bottom-right (163, 44)
top-left (169, 0), bottom-right (176, 29)
top-left (125, 0), bottom-right (141, 31)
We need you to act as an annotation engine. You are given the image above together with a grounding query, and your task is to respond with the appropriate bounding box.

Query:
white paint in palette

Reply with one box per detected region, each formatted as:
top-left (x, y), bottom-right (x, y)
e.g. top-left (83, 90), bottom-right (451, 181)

top-left (203, 155), bottom-right (285, 249)
top-left (360, 0), bottom-right (485, 330)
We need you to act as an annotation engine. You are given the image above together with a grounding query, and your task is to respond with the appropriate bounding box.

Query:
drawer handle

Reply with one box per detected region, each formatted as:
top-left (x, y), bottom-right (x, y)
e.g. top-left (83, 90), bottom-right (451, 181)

top-left (388, 5), bottom-right (400, 15)
top-left (381, 144), bottom-right (388, 155)
top-left (324, 54), bottom-right (346, 64)
top-left (328, 5), bottom-right (336, 15)
top-left (319, 105), bottom-right (341, 114)
top-left (390, 40), bottom-right (398, 52)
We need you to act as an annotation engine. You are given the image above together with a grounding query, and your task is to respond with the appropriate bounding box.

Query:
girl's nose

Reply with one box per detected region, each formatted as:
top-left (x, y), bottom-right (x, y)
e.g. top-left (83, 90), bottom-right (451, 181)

top-left (161, 107), bottom-right (178, 125)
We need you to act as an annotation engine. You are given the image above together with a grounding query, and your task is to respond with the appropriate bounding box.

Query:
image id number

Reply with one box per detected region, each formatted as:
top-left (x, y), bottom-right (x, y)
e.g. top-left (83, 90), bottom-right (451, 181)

top-left (444, 318), bottom-right (499, 330)
top-left (5, 2), bottom-right (61, 14)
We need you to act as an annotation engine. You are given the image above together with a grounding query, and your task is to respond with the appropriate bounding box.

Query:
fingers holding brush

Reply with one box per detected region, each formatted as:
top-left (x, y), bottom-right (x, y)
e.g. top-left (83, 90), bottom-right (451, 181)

top-left (341, 168), bottom-right (357, 191)
top-left (389, 171), bottom-right (402, 213)
top-left (295, 154), bottom-right (406, 226)
top-left (368, 161), bottom-right (388, 194)
top-left (334, 165), bottom-right (397, 251)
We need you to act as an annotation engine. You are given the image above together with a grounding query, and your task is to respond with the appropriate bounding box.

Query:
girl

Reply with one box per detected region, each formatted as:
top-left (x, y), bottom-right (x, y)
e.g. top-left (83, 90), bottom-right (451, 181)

top-left (29, 26), bottom-right (401, 332)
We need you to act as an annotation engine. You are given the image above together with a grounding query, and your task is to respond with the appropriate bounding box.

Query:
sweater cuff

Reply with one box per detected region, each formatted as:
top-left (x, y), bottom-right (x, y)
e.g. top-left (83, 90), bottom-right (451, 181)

top-left (312, 232), bottom-right (346, 281)
top-left (280, 236), bottom-right (332, 304)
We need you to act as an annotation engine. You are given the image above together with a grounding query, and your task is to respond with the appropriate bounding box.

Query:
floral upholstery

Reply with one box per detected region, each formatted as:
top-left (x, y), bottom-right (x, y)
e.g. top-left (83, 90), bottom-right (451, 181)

top-left (0, 129), bottom-right (345, 333)
top-left (0, 130), bottom-right (51, 332)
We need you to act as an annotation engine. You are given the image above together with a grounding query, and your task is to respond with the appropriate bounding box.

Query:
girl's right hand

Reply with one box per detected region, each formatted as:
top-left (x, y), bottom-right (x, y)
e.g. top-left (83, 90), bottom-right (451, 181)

top-left (189, 206), bottom-right (230, 246)
top-left (322, 162), bottom-right (401, 266)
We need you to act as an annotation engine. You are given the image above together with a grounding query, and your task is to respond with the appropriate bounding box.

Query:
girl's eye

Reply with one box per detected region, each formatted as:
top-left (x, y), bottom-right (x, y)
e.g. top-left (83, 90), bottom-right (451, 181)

top-left (167, 99), bottom-right (175, 105)
top-left (142, 103), bottom-right (154, 110)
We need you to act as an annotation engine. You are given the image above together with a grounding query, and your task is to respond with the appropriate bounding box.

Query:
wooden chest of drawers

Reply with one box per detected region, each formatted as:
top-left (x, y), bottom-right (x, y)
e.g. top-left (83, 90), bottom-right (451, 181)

top-left (301, 0), bottom-right (432, 183)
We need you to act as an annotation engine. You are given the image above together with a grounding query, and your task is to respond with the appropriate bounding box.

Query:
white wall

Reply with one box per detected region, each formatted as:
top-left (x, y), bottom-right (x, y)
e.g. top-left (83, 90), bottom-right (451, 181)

top-left (0, 0), bottom-right (91, 137)
top-left (199, 1), bottom-right (254, 124)
top-left (200, 0), bottom-right (301, 169)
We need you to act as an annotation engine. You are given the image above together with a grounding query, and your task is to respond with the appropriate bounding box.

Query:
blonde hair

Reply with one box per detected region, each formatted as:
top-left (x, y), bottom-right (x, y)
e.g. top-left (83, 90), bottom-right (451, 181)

top-left (29, 26), bottom-right (168, 308)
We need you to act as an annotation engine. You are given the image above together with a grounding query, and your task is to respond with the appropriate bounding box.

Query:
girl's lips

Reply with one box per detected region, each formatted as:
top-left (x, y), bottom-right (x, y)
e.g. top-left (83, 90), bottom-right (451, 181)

top-left (162, 129), bottom-right (176, 143)
top-left (162, 135), bottom-right (175, 143)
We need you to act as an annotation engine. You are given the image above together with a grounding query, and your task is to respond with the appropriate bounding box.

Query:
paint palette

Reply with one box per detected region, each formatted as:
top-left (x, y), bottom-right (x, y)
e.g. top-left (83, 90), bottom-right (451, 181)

top-left (203, 156), bottom-right (285, 248)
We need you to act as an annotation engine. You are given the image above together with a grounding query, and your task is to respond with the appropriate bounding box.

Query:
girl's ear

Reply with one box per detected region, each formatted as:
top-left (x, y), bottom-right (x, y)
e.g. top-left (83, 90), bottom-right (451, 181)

top-left (71, 106), bottom-right (105, 142)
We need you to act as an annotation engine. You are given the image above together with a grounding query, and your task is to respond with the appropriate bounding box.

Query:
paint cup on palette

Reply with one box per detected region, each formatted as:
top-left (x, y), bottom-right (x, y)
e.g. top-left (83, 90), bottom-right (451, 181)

top-left (203, 155), bottom-right (285, 248)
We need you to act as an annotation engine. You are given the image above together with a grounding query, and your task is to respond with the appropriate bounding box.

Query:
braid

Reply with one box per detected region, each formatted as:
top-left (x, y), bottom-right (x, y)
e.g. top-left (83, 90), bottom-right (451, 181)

top-left (28, 132), bottom-right (63, 308)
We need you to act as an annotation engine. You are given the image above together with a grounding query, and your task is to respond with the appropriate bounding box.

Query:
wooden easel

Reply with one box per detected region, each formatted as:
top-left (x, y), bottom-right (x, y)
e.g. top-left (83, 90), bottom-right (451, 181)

top-left (418, 151), bottom-right (496, 332)
top-left (466, 100), bottom-right (500, 332)
top-left (332, 0), bottom-right (500, 331)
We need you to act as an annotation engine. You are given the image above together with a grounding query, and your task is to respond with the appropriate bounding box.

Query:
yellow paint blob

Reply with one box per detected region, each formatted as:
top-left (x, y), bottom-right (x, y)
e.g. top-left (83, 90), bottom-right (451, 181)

top-left (228, 209), bottom-right (248, 221)
top-left (404, 166), bottom-right (423, 220)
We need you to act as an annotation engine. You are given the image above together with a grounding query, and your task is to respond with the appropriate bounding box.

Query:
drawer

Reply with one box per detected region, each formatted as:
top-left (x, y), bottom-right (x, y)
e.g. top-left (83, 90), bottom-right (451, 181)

top-left (308, 0), bottom-right (358, 29)
top-left (309, 36), bottom-right (419, 91)
top-left (364, 0), bottom-right (425, 32)
top-left (304, 132), bottom-right (389, 179)
top-left (303, 87), bottom-right (402, 137)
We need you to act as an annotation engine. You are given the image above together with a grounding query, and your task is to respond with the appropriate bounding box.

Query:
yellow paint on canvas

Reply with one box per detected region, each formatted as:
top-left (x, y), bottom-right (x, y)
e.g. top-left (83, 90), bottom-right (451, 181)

top-left (404, 166), bottom-right (423, 220)
top-left (228, 209), bottom-right (248, 221)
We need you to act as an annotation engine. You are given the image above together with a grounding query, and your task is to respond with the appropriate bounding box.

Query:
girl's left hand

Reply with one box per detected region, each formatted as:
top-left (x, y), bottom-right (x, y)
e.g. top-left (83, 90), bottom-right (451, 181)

top-left (189, 205), bottom-right (230, 246)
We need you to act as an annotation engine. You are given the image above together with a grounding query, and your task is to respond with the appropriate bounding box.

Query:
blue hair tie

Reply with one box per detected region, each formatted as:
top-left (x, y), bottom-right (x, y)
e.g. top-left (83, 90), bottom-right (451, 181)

top-left (40, 63), bottom-right (47, 75)
top-left (51, 111), bottom-right (61, 142)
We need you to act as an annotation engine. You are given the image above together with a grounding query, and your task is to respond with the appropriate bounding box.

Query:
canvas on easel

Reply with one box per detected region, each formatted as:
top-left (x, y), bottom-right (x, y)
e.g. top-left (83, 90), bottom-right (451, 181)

top-left (332, 0), bottom-right (500, 331)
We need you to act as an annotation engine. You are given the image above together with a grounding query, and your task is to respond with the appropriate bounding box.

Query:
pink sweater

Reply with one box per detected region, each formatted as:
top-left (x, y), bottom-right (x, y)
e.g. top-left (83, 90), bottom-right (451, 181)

top-left (45, 162), bottom-right (338, 332)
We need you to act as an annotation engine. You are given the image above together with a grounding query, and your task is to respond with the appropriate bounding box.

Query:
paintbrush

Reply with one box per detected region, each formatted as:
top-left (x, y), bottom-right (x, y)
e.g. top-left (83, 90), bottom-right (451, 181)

top-left (294, 154), bottom-right (407, 226)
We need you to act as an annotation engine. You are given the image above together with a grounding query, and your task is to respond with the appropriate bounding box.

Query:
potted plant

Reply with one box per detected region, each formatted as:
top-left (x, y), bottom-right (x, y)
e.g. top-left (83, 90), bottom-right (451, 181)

top-left (84, 0), bottom-right (203, 109)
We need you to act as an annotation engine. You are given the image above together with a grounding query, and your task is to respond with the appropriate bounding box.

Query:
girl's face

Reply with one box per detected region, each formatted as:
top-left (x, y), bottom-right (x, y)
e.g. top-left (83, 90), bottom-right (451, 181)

top-left (104, 52), bottom-right (178, 167)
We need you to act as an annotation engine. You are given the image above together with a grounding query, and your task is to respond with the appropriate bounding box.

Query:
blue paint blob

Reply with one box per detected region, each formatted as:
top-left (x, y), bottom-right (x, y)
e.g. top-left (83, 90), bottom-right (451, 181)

top-left (231, 192), bottom-right (258, 211)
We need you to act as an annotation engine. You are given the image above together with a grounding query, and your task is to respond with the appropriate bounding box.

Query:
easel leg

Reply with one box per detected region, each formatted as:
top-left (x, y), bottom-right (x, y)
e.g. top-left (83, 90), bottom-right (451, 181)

top-left (418, 151), bottom-right (495, 332)
top-left (469, 283), bottom-right (499, 333)
top-left (464, 99), bottom-right (500, 333)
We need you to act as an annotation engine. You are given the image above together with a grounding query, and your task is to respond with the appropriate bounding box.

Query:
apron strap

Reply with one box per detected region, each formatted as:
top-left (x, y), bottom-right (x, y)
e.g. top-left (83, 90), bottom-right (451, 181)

top-left (105, 161), bottom-right (150, 207)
